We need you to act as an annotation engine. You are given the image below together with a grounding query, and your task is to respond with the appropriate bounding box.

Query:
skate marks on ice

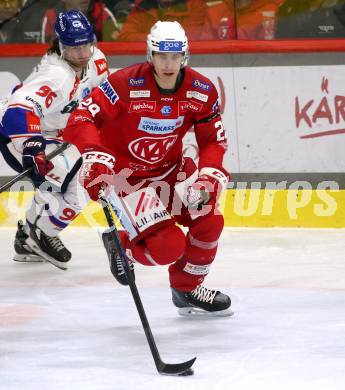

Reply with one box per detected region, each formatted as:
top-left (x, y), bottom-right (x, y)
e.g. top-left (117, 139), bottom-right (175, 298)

top-left (0, 227), bottom-right (345, 389)
top-left (1, 286), bottom-right (344, 390)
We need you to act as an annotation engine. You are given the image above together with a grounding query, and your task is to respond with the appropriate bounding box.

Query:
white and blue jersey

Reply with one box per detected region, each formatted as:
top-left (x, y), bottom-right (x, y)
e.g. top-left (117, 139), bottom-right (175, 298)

top-left (0, 47), bottom-right (109, 172)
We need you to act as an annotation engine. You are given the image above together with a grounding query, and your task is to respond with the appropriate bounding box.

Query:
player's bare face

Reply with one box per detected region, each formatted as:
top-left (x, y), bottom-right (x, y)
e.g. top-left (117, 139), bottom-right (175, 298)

top-left (152, 52), bottom-right (184, 89)
top-left (63, 43), bottom-right (93, 71)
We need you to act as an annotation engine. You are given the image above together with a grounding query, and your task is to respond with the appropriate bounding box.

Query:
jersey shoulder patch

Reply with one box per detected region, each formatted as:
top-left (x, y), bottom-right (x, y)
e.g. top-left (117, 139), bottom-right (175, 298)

top-left (92, 48), bottom-right (109, 76)
top-left (94, 58), bottom-right (108, 76)
top-left (185, 67), bottom-right (215, 93)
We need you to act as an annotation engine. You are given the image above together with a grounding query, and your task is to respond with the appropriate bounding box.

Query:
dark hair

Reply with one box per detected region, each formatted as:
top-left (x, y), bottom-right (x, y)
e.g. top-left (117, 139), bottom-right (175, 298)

top-left (47, 38), bottom-right (61, 56)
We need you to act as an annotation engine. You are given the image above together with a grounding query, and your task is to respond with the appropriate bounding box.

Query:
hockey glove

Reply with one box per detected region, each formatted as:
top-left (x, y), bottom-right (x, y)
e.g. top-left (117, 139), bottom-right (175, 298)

top-left (22, 136), bottom-right (53, 185)
top-left (187, 168), bottom-right (229, 210)
top-left (79, 147), bottom-right (116, 201)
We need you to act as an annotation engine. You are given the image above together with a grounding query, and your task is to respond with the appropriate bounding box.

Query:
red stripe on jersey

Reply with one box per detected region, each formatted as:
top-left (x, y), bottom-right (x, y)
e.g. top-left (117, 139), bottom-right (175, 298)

top-left (8, 103), bottom-right (34, 112)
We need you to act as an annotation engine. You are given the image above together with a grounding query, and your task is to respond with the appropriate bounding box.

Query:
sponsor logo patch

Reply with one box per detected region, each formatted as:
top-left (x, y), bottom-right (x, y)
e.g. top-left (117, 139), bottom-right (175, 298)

top-left (82, 87), bottom-right (91, 99)
top-left (128, 77), bottom-right (145, 87)
top-left (186, 90), bottom-right (208, 102)
top-left (134, 190), bottom-right (160, 216)
top-left (94, 58), bottom-right (108, 75)
top-left (99, 80), bottom-right (118, 104)
top-left (61, 100), bottom-right (78, 114)
top-left (178, 100), bottom-right (203, 114)
top-left (211, 99), bottom-right (220, 113)
top-left (183, 262), bottom-right (210, 275)
top-left (192, 79), bottom-right (210, 91)
top-left (129, 101), bottom-right (156, 113)
top-left (138, 116), bottom-right (184, 134)
top-left (123, 187), bottom-right (171, 233)
top-left (128, 135), bottom-right (177, 164)
top-left (130, 90), bottom-right (151, 98)
top-left (161, 105), bottom-right (172, 116)
top-left (72, 20), bottom-right (83, 28)
top-left (158, 41), bottom-right (183, 52)
top-left (25, 96), bottom-right (43, 117)
top-left (26, 111), bottom-right (41, 133)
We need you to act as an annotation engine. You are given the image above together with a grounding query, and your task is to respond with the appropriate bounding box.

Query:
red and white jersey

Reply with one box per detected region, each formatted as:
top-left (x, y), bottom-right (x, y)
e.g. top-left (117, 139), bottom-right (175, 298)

top-left (4, 47), bottom-right (108, 141)
top-left (64, 62), bottom-right (228, 179)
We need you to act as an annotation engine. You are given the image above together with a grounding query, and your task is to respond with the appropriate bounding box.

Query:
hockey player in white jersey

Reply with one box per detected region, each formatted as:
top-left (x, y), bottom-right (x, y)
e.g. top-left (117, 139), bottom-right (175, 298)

top-left (0, 10), bottom-right (109, 270)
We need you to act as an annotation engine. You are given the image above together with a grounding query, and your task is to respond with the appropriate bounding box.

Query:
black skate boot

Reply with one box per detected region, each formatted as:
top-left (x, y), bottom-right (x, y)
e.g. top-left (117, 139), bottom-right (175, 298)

top-left (24, 221), bottom-right (71, 270)
top-left (13, 220), bottom-right (44, 263)
top-left (102, 229), bottom-right (135, 286)
top-left (171, 285), bottom-right (233, 317)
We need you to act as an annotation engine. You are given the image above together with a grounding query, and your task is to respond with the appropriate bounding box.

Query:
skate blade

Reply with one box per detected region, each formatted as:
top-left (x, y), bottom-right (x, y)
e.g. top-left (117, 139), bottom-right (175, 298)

top-left (25, 237), bottom-right (69, 271)
top-left (13, 253), bottom-right (45, 263)
top-left (177, 306), bottom-right (234, 318)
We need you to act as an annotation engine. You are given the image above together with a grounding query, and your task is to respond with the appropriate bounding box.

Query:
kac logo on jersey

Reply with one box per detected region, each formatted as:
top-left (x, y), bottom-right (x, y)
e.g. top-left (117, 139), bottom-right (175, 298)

top-left (159, 41), bottom-right (183, 52)
top-left (128, 78), bottom-right (145, 87)
top-left (99, 80), bottom-right (118, 105)
top-left (129, 135), bottom-right (178, 164)
top-left (192, 79), bottom-right (210, 91)
top-left (138, 116), bottom-right (184, 134)
top-left (161, 106), bottom-right (172, 116)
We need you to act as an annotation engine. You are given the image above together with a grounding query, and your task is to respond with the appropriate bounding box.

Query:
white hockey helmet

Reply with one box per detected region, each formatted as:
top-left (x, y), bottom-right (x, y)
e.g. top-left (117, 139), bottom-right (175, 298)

top-left (147, 21), bottom-right (189, 67)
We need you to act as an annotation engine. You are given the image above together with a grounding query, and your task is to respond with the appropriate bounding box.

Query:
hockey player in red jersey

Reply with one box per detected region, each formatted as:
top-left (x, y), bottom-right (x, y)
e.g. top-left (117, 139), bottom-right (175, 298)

top-left (63, 21), bottom-right (232, 317)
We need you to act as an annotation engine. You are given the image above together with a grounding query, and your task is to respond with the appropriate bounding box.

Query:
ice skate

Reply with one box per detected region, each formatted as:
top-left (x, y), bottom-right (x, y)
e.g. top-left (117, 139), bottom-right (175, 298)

top-left (171, 285), bottom-right (233, 317)
top-left (13, 220), bottom-right (45, 263)
top-left (102, 229), bottom-right (135, 286)
top-left (14, 220), bottom-right (71, 270)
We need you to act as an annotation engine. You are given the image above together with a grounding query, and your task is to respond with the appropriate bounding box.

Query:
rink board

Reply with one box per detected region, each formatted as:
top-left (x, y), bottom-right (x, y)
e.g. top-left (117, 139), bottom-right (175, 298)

top-left (1, 189), bottom-right (345, 228)
top-left (2, 55), bottom-right (345, 228)
top-left (3, 59), bottom-right (345, 185)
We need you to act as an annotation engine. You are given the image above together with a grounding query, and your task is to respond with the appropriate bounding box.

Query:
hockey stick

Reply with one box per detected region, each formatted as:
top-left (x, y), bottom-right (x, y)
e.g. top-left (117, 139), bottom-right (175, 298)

top-left (99, 193), bottom-right (196, 376)
top-left (0, 142), bottom-right (70, 194)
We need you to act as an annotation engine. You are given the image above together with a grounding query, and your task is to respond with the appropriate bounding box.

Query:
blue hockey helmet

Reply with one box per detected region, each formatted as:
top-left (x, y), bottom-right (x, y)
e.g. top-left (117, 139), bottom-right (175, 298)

top-left (55, 10), bottom-right (94, 46)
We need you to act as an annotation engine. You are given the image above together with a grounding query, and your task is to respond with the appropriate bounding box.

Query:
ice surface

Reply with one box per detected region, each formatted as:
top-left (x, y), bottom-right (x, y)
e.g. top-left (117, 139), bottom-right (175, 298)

top-left (1, 227), bottom-right (345, 390)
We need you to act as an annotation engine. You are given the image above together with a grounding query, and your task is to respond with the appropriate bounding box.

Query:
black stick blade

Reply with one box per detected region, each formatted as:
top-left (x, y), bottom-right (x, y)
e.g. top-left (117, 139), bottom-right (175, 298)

top-left (158, 357), bottom-right (196, 376)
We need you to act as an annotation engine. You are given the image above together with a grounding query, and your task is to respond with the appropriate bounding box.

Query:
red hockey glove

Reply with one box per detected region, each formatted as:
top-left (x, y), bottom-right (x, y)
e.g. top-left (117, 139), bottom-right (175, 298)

top-left (187, 168), bottom-right (229, 210)
top-left (79, 147), bottom-right (116, 201)
top-left (22, 136), bottom-right (54, 184)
